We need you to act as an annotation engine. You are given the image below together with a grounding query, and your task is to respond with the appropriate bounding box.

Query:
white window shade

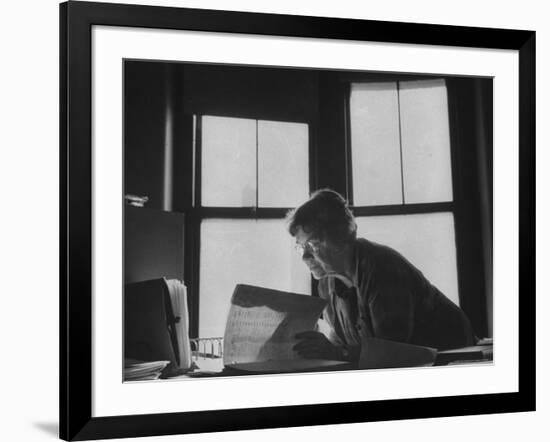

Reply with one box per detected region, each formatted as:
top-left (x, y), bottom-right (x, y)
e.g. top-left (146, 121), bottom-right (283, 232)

top-left (201, 116), bottom-right (256, 207)
top-left (350, 82), bottom-right (403, 206)
top-left (399, 79), bottom-right (453, 204)
top-left (258, 120), bottom-right (309, 207)
top-left (355, 213), bottom-right (459, 305)
top-left (201, 116), bottom-right (309, 208)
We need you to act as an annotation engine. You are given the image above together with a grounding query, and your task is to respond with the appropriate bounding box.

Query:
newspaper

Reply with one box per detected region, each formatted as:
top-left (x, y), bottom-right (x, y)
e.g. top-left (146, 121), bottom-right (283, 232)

top-left (223, 284), bottom-right (330, 370)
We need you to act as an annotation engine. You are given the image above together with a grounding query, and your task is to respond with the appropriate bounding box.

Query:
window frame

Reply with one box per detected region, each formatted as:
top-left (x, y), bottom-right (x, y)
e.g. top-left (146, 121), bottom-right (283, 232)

top-left (186, 112), bottom-right (316, 338)
top-left (339, 73), bottom-right (491, 337)
top-left (177, 70), bottom-right (491, 340)
top-left (346, 77), bottom-right (459, 308)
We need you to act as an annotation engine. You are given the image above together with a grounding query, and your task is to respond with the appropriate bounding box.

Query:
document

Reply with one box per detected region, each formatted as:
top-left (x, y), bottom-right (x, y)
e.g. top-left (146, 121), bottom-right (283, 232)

top-left (124, 278), bottom-right (192, 378)
top-left (223, 284), bottom-right (328, 368)
top-left (165, 279), bottom-right (192, 371)
top-left (124, 359), bottom-right (171, 381)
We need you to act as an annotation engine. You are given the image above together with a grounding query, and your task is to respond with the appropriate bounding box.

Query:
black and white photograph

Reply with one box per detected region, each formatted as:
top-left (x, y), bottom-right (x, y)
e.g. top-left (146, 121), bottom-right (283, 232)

top-left (123, 60), bottom-right (494, 380)
top-left (47, 1), bottom-right (539, 441)
top-left (1, 0), bottom-right (546, 440)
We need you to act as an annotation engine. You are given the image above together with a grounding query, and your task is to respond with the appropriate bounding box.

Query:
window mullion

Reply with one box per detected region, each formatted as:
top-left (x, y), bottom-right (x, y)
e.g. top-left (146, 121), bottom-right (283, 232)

top-left (352, 201), bottom-right (454, 217)
top-left (397, 80), bottom-right (405, 205)
top-left (255, 119), bottom-right (259, 211)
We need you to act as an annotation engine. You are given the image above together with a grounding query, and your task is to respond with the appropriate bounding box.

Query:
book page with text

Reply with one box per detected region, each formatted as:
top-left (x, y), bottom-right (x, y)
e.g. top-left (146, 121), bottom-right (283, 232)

top-left (223, 284), bottom-right (326, 366)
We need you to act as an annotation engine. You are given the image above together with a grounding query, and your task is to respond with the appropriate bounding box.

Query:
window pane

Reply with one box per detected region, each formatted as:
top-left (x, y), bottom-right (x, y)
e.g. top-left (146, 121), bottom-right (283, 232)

top-left (355, 213), bottom-right (459, 305)
top-left (201, 116), bottom-right (256, 207)
top-left (399, 79), bottom-right (453, 203)
top-left (350, 82), bottom-right (403, 206)
top-left (258, 120), bottom-right (309, 207)
top-left (199, 219), bottom-right (311, 338)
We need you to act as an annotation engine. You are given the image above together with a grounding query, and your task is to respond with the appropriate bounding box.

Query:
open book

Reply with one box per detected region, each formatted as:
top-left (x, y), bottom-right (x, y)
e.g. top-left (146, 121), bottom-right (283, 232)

top-left (222, 284), bottom-right (350, 374)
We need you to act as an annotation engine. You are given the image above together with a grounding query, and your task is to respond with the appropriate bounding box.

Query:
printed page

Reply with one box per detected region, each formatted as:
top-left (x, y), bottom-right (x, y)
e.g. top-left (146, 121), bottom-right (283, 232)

top-left (223, 284), bottom-right (326, 365)
top-left (166, 279), bottom-right (192, 370)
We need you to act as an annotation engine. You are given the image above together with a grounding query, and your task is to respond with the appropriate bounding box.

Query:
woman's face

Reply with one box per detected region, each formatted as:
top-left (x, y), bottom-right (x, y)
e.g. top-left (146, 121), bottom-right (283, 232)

top-left (294, 227), bottom-right (343, 280)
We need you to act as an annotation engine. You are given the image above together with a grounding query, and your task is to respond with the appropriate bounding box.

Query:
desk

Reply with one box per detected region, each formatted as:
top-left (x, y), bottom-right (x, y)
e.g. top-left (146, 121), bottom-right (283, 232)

top-left (163, 350), bottom-right (492, 380)
top-left (125, 340), bottom-right (494, 381)
top-left (434, 344), bottom-right (493, 366)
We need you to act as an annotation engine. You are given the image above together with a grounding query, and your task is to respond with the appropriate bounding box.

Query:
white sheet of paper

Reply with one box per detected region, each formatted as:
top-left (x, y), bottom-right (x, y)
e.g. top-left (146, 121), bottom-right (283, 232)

top-left (166, 279), bottom-right (192, 370)
top-left (223, 284), bottom-right (326, 365)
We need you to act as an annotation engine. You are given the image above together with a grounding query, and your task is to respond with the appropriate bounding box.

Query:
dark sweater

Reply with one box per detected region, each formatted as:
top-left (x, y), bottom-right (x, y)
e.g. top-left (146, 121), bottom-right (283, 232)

top-left (318, 238), bottom-right (476, 352)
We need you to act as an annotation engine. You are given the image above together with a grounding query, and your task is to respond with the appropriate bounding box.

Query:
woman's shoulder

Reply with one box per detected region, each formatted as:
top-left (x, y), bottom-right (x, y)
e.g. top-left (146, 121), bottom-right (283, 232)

top-left (356, 237), bottom-right (395, 267)
top-left (355, 237), bottom-right (421, 282)
top-left (357, 237), bottom-right (411, 265)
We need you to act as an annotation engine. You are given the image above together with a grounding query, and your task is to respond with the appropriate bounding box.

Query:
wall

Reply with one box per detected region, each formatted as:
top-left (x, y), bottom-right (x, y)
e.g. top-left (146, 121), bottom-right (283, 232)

top-left (0, 1), bottom-right (547, 442)
top-left (124, 206), bottom-right (185, 283)
top-left (125, 61), bottom-right (172, 209)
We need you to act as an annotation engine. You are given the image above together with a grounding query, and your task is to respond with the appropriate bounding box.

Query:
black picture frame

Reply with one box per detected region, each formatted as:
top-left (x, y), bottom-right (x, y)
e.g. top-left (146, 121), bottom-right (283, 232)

top-left (60, 1), bottom-right (536, 440)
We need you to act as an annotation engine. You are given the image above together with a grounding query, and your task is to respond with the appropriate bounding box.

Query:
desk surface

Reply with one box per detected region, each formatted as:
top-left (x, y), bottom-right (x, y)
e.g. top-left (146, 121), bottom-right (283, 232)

top-left (162, 351), bottom-right (493, 380)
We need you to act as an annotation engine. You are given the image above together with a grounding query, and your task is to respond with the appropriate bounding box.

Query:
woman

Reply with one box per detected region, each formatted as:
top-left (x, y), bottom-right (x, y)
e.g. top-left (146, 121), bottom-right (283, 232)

top-left (288, 189), bottom-right (476, 365)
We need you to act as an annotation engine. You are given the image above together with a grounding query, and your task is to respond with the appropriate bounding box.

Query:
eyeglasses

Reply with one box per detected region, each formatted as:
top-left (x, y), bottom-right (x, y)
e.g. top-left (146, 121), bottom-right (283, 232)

top-left (294, 240), bottom-right (321, 256)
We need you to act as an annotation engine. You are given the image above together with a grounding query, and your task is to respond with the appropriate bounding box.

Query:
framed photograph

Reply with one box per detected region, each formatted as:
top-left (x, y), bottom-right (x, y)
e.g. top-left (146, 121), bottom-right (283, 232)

top-left (60, 1), bottom-right (535, 440)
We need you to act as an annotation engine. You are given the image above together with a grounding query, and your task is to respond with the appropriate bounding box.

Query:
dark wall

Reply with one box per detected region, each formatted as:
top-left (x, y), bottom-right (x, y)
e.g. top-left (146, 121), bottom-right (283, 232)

top-left (181, 64), bottom-right (318, 122)
top-left (448, 77), bottom-right (493, 337)
top-left (124, 61), bottom-right (171, 210)
top-left (124, 206), bottom-right (185, 284)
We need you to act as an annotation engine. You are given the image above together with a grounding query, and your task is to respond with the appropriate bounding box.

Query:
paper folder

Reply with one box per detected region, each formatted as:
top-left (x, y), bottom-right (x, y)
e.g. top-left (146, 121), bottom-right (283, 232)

top-left (124, 278), bottom-right (192, 376)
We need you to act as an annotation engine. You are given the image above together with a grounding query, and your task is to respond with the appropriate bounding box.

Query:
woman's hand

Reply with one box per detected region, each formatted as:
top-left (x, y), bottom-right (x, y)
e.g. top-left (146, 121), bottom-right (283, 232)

top-left (293, 331), bottom-right (345, 361)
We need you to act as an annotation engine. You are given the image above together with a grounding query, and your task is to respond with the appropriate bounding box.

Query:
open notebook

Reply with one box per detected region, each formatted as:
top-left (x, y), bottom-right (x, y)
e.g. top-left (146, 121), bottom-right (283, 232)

top-left (222, 284), bottom-right (350, 374)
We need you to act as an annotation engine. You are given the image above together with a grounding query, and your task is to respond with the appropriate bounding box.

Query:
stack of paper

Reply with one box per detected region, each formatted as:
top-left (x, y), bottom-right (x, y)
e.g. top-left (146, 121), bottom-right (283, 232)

top-left (124, 359), bottom-right (170, 381)
top-left (165, 279), bottom-right (192, 371)
top-left (436, 344), bottom-right (493, 365)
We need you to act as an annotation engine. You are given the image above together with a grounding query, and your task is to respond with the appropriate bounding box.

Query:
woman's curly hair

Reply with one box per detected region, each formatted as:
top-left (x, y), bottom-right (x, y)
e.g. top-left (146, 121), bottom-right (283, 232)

top-left (286, 188), bottom-right (357, 244)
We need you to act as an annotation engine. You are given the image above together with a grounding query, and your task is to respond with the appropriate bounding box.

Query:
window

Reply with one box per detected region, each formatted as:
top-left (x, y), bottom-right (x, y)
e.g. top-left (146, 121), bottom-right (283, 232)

top-left (200, 219), bottom-right (310, 337)
top-left (197, 115), bottom-right (311, 337)
top-left (355, 214), bottom-right (459, 304)
top-left (349, 79), bottom-right (459, 305)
